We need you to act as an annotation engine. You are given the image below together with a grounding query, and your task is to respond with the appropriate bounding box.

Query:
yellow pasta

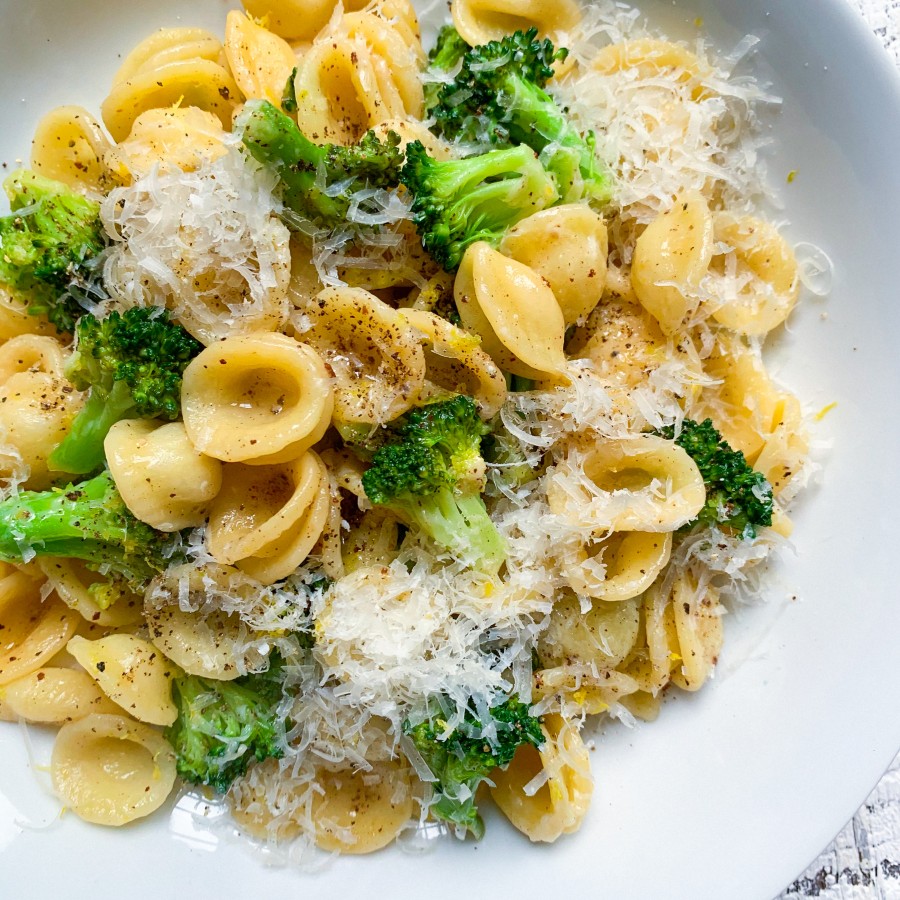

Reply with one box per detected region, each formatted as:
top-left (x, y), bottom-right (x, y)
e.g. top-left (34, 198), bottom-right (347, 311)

top-left (312, 760), bottom-right (415, 853)
top-left (452, 0), bottom-right (581, 47)
top-left (207, 451), bottom-right (330, 584)
top-left (548, 436), bottom-right (706, 533)
top-left (491, 714), bottom-right (593, 843)
top-left (640, 573), bottom-right (723, 693)
top-left (631, 195), bottom-right (714, 334)
top-left (101, 28), bottom-right (241, 142)
top-left (559, 530), bottom-right (672, 602)
top-left (67, 634), bottom-right (179, 726)
top-left (455, 242), bottom-right (569, 380)
top-left (105, 419), bottom-right (223, 532)
top-left (240, 0), bottom-right (370, 41)
top-left (181, 333), bottom-right (333, 464)
top-left (709, 213), bottom-right (800, 335)
top-left (500, 205), bottom-right (609, 326)
top-left (30, 105), bottom-right (113, 192)
top-left (0, 287), bottom-right (56, 342)
top-left (146, 600), bottom-right (257, 681)
top-left (399, 308), bottom-right (507, 419)
top-left (539, 594), bottom-right (642, 669)
top-left (52, 713), bottom-right (177, 825)
top-left (104, 106), bottom-right (228, 181)
top-left (1, 666), bottom-right (120, 724)
top-left (225, 11), bottom-right (298, 106)
top-left (36, 558), bottom-right (144, 628)
top-left (298, 286), bottom-right (426, 424)
top-left (0, 571), bottom-right (79, 686)
top-left (0, 335), bottom-right (83, 489)
top-left (294, 7), bottom-right (424, 144)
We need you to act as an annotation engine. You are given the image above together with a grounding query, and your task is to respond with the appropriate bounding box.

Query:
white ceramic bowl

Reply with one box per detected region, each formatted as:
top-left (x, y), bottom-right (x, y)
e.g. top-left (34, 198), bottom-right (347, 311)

top-left (2, 1), bottom-right (899, 897)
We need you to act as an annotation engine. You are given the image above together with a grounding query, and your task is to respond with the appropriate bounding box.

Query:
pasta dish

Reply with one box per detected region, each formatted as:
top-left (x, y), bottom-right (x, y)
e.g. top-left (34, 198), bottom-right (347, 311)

top-left (0, 0), bottom-right (819, 859)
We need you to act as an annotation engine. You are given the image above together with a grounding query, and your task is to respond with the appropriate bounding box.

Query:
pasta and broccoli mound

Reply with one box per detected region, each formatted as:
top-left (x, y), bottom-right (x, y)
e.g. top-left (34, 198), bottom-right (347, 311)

top-left (0, 0), bottom-right (816, 858)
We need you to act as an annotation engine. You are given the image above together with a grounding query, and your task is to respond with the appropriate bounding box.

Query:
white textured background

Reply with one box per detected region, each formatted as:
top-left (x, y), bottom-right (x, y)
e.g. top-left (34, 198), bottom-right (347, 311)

top-left (777, 2), bottom-right (900, 898)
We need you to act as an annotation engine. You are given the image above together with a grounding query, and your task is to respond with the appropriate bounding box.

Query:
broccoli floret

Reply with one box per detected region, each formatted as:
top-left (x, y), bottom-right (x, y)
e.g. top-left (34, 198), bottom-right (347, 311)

top-left (404, 696), bottom-right (544, 839)
top-left (0, 471), bottom-right (177, 593)
top-left (660, 417), bottom-right (774, 538)
top-left (400, 139), bottom-right (559, 271)
top-left (360, 395), bottom-right (505, 572)
top-left (423, 25), bottom-right (471, 112)
top-left (48, 307), bottom-right (202, 476)
top-left (0, 169), bottom-right (106, 333)
top-left (166, 656), bottom-right (288, 793)
top-left (429, 29), bottom-right (611, 204)
top-left (237, 99), bottom-right (404, 230)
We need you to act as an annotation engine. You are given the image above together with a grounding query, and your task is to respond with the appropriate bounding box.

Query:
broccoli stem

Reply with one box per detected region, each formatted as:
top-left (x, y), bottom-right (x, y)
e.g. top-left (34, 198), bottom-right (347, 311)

top-left (239, 100), bottom-right (340, 222)
top-left (48, 381), bottom-right (137, 475)
top-left (0, 471), bottom-right (169, 587)
top-left (409, 488), bottom-right (506, 574)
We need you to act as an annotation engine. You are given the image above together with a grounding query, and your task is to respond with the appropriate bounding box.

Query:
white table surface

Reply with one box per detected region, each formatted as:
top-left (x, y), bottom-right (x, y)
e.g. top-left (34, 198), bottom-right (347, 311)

top-left (777, 2), bottom-right (900, 898)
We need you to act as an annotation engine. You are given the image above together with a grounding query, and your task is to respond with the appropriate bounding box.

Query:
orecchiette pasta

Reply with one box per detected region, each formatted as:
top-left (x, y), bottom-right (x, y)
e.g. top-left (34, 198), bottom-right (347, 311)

top-left (101, 28), bottom-right (241, 142)
top-left (709, 213), bottom-right (800, 335)
top-left (293, 8), bottom-right (423, 144)
top-left (0, 335), bottom-right (83, 489)
top-left (146, 601), bottom-right (260, 681)
top-left (691, 333), bottom-right (809, 497)
top-left (0, 571), bottom-right (79, 686)
top-left (51, 713), bottom-right (177, 825)
top-left (240, 0), bottom-right (370, 41)
top-left (490, 714), bottom-right (593, 843)
top-left (452, 0), bottom-right (581, 47)
top-left (591, 39), bottom-right (712, 99)
top-left (30, 106), bottom-right (113, 191)
top-left (181, 333), bottom-right (333, 464)
top-left (224, 11), bottom-right (298, 107)
top-left (500, 205), bottom-right (609, 327)
top-left (297, 286), bottom-right (426, 424)
top-left (342, 508), bottom-right (402, 574)
top-left (631, 194), bottom-right (714, 334)
top-left (67, 634), bottom-right (179, 726)
top-left (548, 436), bottom-right (706, 533)
top-left (36, 558), bottom-right (144, 628)
top-left (559, 530), bottom-right (672, 602)
top-left (455, 242), bottom-right (570, 381)
top-left (639, 573), bottom-right (723, 693)
top-left (104, 106), bottom-right (228, 181)
top-left (105, 419), bottom-right (223, 532)
top-left (539, 594), bottom-right (641, 669)
top-left (207, 451), bottom-right (330, 585)
top-left (0, 667), bottom-right (120, 724)
top-left (399, 308), bottom-right (507, 419)
top-left (311, 760), bottom-right (415, 853)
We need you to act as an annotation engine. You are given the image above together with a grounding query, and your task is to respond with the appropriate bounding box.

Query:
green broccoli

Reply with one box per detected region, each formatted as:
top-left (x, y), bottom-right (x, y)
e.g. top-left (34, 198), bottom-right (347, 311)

top-left (404, 696), bottom-right (544, 839)
top-left (237, 99), bottom-right (404, 230)
top-left (423, 25), bottom-right (470, 112)
top-left (360, 395), bottom-right (505, 572)
top-left (659, 417), bottom-right (774, 538)
top-left (0, 471), bottom-right (178, 594)
top-left (166, 656), bottom-right (288, 793)
top-left (0, 169), bottom-right (106, 333)
top-left (429, 29), bottom-right (611, 204)
top-left (47, 307), bottom-right (202, 476)
top-left (400, 139), bottom-right (559, 271)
